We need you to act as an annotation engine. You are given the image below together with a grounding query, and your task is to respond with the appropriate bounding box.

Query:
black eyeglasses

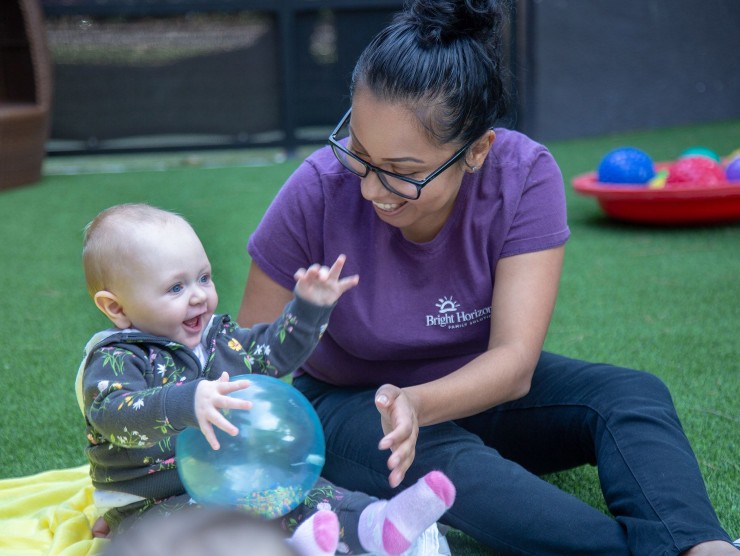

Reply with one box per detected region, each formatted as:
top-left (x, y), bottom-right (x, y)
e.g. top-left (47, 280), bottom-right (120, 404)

top-left (328, 108), bottom-right (474, 200)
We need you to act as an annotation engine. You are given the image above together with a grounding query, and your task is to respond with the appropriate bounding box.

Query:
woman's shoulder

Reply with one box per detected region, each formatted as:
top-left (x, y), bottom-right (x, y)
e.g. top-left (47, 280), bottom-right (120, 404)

top-left (302, 144), bottom-right (344, 174)
top-left (281, 144), bottom-right (354, 197)
top-left (489, 128), bottom-right (552, 163)
top-left (281, 144), bottom-right (366, 214)
top-left (484, 128), bottom-right (561, 183)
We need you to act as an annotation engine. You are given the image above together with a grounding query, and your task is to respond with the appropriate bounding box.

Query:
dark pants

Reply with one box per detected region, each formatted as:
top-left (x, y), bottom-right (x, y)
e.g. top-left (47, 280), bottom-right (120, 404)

top-left (294, 351), bottom-right (731, 556)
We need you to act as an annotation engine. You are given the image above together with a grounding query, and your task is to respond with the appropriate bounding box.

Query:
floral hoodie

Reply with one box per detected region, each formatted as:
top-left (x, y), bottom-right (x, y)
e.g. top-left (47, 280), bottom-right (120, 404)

top-left (77, 295), bottom-right (332, 500)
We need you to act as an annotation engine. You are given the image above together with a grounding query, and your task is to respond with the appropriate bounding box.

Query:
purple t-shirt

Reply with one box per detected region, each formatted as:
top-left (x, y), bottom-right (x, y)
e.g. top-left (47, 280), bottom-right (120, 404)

top-left (248, 128), bottom-right (570, 388)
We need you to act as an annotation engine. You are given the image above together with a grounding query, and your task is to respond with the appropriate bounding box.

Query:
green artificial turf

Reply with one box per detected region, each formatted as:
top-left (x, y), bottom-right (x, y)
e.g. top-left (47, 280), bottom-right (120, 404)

top-left (1, 120), bottom-right (738, 554)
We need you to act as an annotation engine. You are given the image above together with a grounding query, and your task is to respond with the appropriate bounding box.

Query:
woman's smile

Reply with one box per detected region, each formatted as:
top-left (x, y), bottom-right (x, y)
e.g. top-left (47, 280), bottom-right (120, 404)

top-left (372, 200), bottom-right (407, 213)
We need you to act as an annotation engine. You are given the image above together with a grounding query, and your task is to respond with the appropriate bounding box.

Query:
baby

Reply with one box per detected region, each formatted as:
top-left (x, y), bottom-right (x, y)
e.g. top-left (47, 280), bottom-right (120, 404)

top-left (77, 203), bottom-right (455, 555)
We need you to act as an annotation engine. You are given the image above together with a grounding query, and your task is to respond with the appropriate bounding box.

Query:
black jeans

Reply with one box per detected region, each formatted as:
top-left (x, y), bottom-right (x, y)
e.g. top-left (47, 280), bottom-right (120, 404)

top-left (294, 351), bottom-right (731, 555)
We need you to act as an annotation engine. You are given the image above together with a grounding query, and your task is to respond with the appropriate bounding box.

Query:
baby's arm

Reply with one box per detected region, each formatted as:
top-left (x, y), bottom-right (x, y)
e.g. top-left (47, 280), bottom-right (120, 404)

top-left (83, 346), bottom-right (200, 447)
top-left (225, 256), bottom-right (358, 379)
top-left (293, 254), bottom-right (359, 307)
top-left (84, 347), bottom-right (251, 451)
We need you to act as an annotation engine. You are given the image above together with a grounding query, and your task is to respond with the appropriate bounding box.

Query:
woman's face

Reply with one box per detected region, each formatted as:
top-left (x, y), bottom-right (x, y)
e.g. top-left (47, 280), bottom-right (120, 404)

top-left (348, 92), bottom-right (470, 243)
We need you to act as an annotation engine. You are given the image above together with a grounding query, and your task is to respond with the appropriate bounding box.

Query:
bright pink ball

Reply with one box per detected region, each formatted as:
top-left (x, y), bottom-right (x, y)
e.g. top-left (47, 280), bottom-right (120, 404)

top-left (665, 156), bottom-right (727, 188)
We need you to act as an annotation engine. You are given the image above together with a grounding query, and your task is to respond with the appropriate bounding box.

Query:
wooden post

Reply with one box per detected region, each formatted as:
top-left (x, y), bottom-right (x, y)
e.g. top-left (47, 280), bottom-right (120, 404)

top-left (0, 0), bottom-right (53, 190)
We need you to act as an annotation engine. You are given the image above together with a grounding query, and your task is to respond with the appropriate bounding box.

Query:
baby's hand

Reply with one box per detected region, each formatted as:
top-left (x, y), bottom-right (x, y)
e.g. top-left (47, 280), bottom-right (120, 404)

top-left (194, 372), bottom-right (252, 450)
top-left (293, 254), bottom-right (359, 306)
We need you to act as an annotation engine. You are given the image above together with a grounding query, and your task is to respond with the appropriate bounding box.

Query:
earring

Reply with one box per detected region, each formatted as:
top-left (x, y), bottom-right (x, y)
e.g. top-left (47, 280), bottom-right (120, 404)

top-left (465, 160), bottom-right (480, 173)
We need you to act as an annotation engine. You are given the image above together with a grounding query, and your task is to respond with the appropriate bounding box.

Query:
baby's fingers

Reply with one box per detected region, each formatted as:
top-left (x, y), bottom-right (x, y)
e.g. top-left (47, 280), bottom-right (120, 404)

top-left (215, 394), bottom-right (252, 412)
top-left (216, 377), bottom-right (250, 394)
top-left (198, 420), bottom-right (221, 451)
top-left (337, 274), bottom-right (360, 293)
top-left (295, 262), bottom-right (319, 276)
top-left (327, 254), bottom-right (347, 279)
top-left (202, 408), bottom-right (240, 441)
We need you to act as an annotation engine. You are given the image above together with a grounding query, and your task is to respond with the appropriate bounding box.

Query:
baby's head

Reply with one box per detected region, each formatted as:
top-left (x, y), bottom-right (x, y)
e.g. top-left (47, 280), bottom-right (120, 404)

top-left (83, 203), bottom-right (218, 349)
top-left (102, 506), bottom-right (298, 556)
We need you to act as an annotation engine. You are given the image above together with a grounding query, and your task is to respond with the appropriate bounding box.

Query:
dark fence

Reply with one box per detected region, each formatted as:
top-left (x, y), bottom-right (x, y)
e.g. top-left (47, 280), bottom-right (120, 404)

top-left (38, 0), bottom-right (740, 155)
top-left (40, 1), bottom-right (414, 154)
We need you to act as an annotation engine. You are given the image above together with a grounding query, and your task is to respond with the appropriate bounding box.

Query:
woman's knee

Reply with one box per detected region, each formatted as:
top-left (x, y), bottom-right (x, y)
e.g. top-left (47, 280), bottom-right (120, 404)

top-left (610, 367), bottom-right (675, 408)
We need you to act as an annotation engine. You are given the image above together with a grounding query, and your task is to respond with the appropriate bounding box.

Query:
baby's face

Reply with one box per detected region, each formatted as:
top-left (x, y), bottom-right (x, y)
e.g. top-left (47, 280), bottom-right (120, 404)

top-left (113, 220), bottom-right (218, 349)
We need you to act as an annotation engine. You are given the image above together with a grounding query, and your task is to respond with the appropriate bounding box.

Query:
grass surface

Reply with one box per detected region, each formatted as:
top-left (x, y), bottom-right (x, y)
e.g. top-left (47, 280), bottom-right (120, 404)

top-left (1, 120), bottom-right (738, 553)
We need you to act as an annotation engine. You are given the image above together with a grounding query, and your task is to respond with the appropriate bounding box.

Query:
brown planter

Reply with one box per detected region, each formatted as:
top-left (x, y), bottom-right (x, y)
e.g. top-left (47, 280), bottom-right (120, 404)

top-left (0, 0), bottom-right (53, 190)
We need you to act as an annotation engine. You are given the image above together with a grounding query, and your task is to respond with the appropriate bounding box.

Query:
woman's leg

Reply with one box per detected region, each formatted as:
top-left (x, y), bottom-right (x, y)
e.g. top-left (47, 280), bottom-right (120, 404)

top-left (295, 375), bottom-right (629, 555)
top-left (462, 352), bottom-right (732, 555)
top-left (295, 354), bottom-right (732, 556)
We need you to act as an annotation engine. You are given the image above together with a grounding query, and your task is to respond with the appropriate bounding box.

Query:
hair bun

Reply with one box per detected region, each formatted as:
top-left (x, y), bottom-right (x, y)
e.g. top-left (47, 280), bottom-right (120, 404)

top-left (405, 0), bottom-right (505, 46)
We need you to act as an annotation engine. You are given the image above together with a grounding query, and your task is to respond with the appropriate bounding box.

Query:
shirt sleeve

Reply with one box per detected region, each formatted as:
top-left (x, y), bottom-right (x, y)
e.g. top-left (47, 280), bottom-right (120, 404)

top-left (499, 147), bottom-right (571, 258)
top-left (225, 295), bottom-right (334, 378)
top-left (83, 345), bottom-right (201, 448)
top-left (247, 156), bottom-right (327, 290)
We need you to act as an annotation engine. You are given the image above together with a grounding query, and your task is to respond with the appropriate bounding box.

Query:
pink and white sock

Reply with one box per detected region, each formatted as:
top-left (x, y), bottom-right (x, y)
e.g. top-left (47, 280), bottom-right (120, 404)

top-left (357, 470), bottom-right (456, 556)
top-left (288, 509), bottom-right (339, 556)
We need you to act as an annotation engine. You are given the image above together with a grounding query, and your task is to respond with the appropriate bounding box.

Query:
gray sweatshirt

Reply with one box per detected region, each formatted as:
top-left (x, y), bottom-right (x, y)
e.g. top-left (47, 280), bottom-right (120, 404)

top-left (78, 295), bottom-right (333, 500)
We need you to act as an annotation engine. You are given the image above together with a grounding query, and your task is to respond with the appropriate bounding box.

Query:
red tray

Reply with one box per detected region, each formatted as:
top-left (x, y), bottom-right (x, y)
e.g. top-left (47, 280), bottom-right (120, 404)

top-left (572, 166), bottom-right (740, 225)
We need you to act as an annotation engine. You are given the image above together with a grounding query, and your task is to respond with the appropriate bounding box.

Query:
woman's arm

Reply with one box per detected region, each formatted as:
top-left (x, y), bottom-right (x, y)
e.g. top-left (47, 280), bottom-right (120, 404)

top-left (412, 244), bottom-right (564, 423)
top-left (238, 260), bottom-right (295, 327)
top-left (377, 245), bottom-right (565, 486)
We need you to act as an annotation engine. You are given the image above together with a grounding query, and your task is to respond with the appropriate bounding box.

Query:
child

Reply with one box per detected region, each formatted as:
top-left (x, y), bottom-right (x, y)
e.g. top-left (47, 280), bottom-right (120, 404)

top-left (77, 203), bottom-right (455, 556)
top-left (101, 506), bottom-right (301, 556)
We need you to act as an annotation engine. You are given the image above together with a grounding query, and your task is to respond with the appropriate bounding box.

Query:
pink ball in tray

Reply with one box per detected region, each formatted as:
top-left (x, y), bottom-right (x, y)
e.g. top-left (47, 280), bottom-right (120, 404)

top-left (665, 156), bottom-right (727, 188)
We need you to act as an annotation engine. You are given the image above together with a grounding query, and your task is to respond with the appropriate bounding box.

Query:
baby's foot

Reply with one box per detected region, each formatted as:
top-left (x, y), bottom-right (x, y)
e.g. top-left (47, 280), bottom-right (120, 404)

top-left (359, 470), bottom-right (455, 556)
top-left (289, 509), bottom-right (339, 556)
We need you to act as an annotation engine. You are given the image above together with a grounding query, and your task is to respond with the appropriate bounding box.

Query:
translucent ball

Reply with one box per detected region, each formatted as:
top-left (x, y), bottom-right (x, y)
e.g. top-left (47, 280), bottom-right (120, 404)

top-left (177, 374), bottom-right (325, 519)
top-left (598, 147), bottom-right (655, 185)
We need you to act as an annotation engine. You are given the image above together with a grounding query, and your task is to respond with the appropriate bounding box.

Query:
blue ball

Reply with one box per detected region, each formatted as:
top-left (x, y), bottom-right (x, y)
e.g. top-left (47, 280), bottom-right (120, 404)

top-left (176, 374), bottom-right (325, 519)
top-left (597, 147), bottom-right (655, 185)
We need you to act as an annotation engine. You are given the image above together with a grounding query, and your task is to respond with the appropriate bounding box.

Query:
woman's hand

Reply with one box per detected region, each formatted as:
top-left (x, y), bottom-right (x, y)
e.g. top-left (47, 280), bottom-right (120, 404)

top-left (375, 384), bottom-right (419, 488)
top-left (194, 372), bottom-right (252, 450)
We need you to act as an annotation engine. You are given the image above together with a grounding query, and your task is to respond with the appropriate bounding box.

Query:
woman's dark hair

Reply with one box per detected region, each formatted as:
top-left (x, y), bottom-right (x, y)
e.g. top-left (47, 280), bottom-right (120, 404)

top-left (351, 0), bottom-right (511, 146)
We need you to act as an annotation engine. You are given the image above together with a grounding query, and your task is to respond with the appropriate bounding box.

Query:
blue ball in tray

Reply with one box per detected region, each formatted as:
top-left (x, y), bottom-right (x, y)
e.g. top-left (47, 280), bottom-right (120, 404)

top-left (597, 147), bottom-right (656, 185)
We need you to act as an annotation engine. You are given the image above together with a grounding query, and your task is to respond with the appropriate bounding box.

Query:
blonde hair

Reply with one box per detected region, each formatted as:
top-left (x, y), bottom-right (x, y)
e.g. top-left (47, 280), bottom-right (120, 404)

top-left (82, 203), bottom-right (187, 298)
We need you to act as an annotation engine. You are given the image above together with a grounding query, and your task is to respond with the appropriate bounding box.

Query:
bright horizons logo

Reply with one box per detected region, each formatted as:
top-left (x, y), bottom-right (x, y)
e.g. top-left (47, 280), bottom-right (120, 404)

top-left (426, 296), bottom-right (491, 329)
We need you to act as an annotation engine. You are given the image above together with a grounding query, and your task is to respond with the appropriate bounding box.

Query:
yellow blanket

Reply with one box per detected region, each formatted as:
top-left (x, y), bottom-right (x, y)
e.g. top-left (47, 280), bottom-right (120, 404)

top-left (0, 466), bottom-right (108, 556)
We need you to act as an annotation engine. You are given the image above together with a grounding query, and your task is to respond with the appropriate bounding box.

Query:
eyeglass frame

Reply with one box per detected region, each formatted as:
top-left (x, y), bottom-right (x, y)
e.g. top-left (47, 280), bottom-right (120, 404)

top-left (328, 108), bottom-right (476, 200)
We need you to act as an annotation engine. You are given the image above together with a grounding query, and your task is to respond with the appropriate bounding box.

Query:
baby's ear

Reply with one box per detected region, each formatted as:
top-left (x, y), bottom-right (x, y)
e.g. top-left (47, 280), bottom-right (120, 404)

top-left (94, 291), bottom-right (131, 329)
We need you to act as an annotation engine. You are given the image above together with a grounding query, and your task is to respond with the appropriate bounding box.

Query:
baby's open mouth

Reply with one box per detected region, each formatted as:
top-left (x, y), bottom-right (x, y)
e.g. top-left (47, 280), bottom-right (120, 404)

top-left (183, 316), bottom-right (200, 329)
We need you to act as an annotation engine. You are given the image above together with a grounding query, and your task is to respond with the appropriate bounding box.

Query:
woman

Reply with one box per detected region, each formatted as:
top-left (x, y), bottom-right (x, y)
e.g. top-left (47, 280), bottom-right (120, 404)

top-left (238, 0), bottom-right (736, 554)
